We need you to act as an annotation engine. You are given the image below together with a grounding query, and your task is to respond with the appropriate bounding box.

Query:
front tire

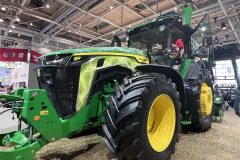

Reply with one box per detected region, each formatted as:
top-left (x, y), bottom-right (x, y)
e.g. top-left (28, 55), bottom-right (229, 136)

top-left (103, 73), bottom-right (181, 160)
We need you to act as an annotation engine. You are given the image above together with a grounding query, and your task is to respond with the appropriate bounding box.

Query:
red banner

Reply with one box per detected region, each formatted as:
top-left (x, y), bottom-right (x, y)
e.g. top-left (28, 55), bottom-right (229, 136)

top-left (30, 50), bottom-right (42, 64)
top-left (0, 48), bottom-right (42, 64)
top-left (0, 48), bottom-right (28, 62)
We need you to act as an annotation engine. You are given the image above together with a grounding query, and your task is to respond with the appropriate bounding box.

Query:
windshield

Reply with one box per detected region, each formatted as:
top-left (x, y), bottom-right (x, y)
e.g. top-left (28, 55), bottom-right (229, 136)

top-left (128, 24), bottom-right (169, 54)
top-left (127, 17), bottom-right (192, 66)
top-left (191, 15), bottom-right (212, 57)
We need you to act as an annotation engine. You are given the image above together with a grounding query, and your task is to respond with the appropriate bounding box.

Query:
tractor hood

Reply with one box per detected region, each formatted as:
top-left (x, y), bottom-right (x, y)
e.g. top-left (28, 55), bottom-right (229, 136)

top-left (46, 47), bottom-right (147, 57)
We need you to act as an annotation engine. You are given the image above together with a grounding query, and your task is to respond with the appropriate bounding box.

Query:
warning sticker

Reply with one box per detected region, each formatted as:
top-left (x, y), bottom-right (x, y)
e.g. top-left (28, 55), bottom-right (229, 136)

top-left (40, 110), bottom-right (49, 115)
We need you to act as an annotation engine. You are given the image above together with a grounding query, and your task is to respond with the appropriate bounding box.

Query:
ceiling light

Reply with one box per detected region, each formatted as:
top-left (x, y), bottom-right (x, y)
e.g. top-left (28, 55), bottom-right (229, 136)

top-left (129, 25), bottom-right (132, 28)
top-left (174, 7), bottom-right (177, 11)
top-left (46, 4), bottom-right (50, 8)
top-left (46, 40), bottom-right (49, 43)
top-left (1, 6), bottom-right (6, 11)
top-left (221, 22), bottom-right (226, 30)
top-left (110, 6), bottom-right (113, 10)
top-left (11, 25), bottom-right (15, 28)
top-left (220, 43), bottom-right (223, 47)
top-left (0, 18), bottom-right (3, 22)
top-left (79, 24), bottom-right (82, 27)
top-left (18, 34), bottom-right (20, 37)
top-left (9, 29), bottom-right (12, 33)
top-left (15, 17), bottom-right (20, 22)
top-left (178, 18), bottom-right (182, 22)
top-left (201, 26), bottom-right (206, 31)
top-left (30, 22), bottom-right (33, 26)
top-left (68, 30), bottom-right (71, 33)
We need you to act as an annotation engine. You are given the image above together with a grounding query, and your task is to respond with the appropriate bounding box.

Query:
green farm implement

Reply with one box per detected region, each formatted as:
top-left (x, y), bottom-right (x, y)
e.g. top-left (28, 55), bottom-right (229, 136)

top-left (0, 4), bottom-right (214, 160)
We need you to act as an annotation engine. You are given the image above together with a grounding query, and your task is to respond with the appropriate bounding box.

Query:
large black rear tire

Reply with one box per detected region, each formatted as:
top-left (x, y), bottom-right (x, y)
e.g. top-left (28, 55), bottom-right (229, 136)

top-left (190, 77), bottom-right (213, 132)
top-left (103, 73), bottom-right (181, 160)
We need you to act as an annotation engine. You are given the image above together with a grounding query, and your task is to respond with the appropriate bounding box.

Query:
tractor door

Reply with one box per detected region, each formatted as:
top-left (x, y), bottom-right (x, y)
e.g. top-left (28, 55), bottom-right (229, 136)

top-left (180, 14), bottom-right (214, 81)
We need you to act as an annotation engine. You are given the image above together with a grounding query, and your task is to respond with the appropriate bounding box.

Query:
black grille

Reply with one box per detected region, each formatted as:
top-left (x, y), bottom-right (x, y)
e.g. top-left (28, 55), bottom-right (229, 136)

top-left (38, 66), bottom-right (80, 118)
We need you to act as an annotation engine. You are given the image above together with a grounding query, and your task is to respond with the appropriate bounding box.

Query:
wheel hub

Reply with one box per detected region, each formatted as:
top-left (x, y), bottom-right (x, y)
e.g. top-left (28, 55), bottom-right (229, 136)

top-left (200, 83), bottom-right (213, 117)
top-left (147, 94), bottom-right (176, 152)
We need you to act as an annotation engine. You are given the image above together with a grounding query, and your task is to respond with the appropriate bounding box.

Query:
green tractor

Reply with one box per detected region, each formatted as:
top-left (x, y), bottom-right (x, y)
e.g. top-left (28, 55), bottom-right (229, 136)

top-left (0, 10), bottom-right (214, 160)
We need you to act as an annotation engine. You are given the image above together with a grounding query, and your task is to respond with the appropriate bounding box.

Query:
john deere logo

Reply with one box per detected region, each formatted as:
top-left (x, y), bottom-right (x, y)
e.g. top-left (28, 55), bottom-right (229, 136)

top-left (74, 56), bottom-right (81, 61)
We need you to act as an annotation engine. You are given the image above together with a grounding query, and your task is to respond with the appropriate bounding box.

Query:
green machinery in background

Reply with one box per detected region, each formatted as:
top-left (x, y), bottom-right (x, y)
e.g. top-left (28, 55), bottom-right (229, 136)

top-left (0, 2), bottom-right (214, 160)
top-left (212, 91), bottom-right (225, 122)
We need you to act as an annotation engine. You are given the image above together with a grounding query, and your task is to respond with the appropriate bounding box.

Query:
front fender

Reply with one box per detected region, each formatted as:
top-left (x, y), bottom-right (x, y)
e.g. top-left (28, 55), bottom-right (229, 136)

top-left (135, 64), bottom-right (186, 116)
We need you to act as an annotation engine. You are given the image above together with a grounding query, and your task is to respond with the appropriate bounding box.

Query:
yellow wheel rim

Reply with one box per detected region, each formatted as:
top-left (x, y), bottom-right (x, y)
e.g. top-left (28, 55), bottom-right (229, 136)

top-left (200, 83), bottom-right (213, 117)
top-left (147, 94), bottom-right (176, 152)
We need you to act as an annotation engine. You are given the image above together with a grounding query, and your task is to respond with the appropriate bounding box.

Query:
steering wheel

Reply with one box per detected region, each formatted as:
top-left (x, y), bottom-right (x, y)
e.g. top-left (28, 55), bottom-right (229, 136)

top-left (111, 35), bottom-right (121, 47)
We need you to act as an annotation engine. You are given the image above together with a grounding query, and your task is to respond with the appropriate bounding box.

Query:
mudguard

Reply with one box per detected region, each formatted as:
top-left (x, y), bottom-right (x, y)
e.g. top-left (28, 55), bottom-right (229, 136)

top-left (135, 64), bottom-right (186, 116)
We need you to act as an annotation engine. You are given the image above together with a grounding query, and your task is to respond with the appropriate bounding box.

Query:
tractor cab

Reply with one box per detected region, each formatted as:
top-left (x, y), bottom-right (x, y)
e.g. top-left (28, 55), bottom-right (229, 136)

top-left (118, 12), bottom-right (214, 73)
top-left (126, 13), bottom-right (191, 66)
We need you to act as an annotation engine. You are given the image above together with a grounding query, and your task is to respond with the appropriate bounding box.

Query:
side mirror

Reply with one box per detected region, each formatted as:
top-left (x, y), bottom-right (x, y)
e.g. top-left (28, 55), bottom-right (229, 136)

top-left (111, 35), bottom-right (121, 47)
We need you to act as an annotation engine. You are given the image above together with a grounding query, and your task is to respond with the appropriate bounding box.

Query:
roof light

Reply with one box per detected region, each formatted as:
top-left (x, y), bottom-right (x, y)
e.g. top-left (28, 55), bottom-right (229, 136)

top-left (1, 6), bottom-right (6, 11)
top-left (159, 25), bottom-right (166, 32)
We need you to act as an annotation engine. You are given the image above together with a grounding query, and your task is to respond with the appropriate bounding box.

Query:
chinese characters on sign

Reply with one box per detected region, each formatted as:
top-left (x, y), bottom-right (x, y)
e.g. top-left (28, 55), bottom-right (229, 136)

top-left (0, 48), bottom-right (41, 64)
